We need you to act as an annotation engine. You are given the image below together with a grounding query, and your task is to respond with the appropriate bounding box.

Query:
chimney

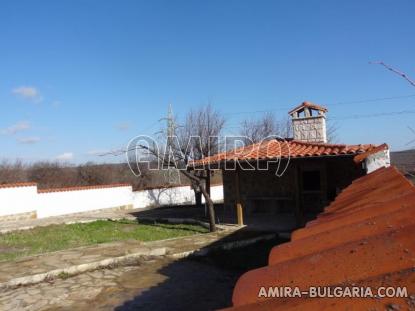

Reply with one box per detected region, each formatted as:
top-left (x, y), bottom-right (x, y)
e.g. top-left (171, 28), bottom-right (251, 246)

top-left (289, 101), bottom-right (328, 143)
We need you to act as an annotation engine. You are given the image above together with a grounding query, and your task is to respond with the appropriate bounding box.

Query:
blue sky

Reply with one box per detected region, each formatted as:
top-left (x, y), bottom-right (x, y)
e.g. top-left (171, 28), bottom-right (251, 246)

top-left (1, 0), bottom-right (414, 163)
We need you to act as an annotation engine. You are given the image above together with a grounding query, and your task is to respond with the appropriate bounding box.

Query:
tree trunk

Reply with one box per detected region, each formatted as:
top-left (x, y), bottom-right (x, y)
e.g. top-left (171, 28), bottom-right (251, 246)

top-left (200, 185), bottom-right (216, 232)
top-left (204, 169), bottom-right (212, 217)
top-left (195, 190), bottom-right (202, 208)
top-left (180, 170), bottom-right (216, 232)
top-left (206, 169), bottom-right (211, 196)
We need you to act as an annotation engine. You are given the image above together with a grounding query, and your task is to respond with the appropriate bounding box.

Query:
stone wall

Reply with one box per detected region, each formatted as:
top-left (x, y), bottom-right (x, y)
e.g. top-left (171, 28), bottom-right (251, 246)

top-left (292, 116), bottom-right (327, 143)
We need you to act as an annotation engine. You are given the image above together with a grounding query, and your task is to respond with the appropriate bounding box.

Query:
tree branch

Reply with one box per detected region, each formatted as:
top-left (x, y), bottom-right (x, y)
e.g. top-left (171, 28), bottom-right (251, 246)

top-left (370, 61), bottom-right (415, 87)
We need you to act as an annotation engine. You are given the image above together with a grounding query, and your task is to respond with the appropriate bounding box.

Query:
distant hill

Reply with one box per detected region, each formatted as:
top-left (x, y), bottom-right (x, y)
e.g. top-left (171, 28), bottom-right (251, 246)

top-left (390, 149), bottom-right (415, 183)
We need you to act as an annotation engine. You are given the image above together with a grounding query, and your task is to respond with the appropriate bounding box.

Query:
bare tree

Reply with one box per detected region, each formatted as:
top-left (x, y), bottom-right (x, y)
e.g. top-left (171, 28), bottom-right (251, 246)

top-left (240, 112), bottom-right (292, 143)
top-left (370, 61), bottom-right (415, 87)
top-left (240, 112), bottom-right (276, 143)
top-left (240, 112), bottom-right (337, 143)
top-left (117, 104), bottom-right (226, 232)
top-left (326, 122), bottom-right (339, 144)
top-left (177, 104), bottom-right (225, 210)
top-left (0, 160), bottom-right (27, 184)
top-left (134, 141), bottom-right (219, 231)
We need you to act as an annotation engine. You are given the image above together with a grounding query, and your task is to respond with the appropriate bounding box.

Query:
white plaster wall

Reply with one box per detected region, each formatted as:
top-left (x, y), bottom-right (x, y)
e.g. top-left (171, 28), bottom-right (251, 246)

top-left (0, 183), bottom-right (224, 220)
top-left (37, 186), bottom-right (133, 218)
top-left (0, 185), bottom-right (38, 217)
top-left (133, 184), bottom-right (224, 208)
top-left (132, 185), bottom-right (194, 208)
top-left (365, 149), bottom-right (391, 174)
top-left (202, 185), bottom-right (224, 203)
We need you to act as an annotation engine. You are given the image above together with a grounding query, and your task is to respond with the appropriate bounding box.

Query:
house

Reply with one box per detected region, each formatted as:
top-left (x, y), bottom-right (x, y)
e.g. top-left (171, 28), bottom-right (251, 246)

top-left (227, 165), bottom-right (415, 310)
top-left (195, 102), bottom-right (389, 230)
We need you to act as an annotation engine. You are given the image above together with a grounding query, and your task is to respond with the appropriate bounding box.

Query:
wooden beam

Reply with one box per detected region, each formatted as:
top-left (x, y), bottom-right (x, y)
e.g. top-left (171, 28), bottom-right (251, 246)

top-left (235, 167), bottom-right (244, 225)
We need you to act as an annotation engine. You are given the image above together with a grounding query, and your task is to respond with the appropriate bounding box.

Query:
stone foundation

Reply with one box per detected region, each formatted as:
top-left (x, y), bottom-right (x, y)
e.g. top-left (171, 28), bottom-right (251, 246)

top-left (0, 205), bottom-right (134, 223)
top-left (0, 211), bottom-right (37, 222)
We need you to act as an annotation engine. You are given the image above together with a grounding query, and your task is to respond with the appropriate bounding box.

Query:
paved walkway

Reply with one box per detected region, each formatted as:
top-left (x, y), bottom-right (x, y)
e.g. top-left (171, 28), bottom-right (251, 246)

top-left (0, 226), bottom-right (252, 289)
top-left (0, 226), bottom-right (276, 310)
top-left (0, 256), bottom-right (241, 311)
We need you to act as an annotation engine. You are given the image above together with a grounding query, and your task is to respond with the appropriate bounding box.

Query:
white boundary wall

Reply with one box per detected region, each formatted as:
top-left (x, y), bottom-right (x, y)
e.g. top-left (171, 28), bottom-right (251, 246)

top-left (38, 186), bottom-right (133, 218)
top-left (132, 184), bottom-right (223, 208)
top-left (0, 183), bottom-right (224, 220)
top-left (0, 184), bottom-right (38, 217)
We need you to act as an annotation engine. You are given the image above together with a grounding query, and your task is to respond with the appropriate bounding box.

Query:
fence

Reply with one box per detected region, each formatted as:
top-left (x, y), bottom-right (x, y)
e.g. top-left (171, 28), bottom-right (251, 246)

top-left (0, 183), bottom-right (224, 221)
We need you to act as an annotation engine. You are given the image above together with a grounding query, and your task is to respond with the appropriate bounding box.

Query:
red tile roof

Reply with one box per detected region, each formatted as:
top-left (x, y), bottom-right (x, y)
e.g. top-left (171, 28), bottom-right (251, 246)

top-left (37, 184), bottom-right (132, 193)
top-left (226, 166), bottom-right (415, 310)
top-left (288, 101), bottom-right (328, 114)
top-left (354, 142), bottom-right (389, 163)
top-left (194, 139), bottom-right (379, 167)
top-left (0, 182), bottom-right (37, 189)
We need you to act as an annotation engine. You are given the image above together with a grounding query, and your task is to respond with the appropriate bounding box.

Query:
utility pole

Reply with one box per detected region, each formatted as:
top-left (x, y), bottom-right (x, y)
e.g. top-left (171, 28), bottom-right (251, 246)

top-left (159, 104), bottom-right (181, 185)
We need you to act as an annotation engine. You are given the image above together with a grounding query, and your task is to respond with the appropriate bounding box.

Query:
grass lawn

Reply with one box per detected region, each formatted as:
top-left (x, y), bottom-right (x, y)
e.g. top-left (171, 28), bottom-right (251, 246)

top-left (0, 219), bottom-right (208, 262)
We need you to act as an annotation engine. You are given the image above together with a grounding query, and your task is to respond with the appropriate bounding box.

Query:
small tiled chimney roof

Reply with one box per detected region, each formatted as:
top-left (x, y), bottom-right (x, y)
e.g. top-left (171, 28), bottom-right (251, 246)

top-left (288, 101), bottom-right (328, 115)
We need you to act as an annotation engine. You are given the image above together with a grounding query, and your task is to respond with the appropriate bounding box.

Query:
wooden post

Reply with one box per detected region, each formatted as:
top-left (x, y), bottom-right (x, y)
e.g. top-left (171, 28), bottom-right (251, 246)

top-left (237, 203), bottom-right (243, 226)
top-left (235, 167), bottom-right (244, 225)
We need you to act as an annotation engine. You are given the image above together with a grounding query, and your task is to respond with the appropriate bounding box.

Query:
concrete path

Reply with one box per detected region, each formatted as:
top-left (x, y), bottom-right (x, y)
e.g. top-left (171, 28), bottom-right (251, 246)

top-left (0, 225), bottom-right (266, 290)
top-left (0, 256), bottom-right (241, 311)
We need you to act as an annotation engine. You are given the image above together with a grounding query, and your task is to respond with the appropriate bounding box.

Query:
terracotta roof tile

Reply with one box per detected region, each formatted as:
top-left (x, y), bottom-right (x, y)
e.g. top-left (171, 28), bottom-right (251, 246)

top-left (38, 183), bottom-right (131, 193)
top-left (193, 140), bottom-right (380, 167)
top-left (354, 143), bottom-right (389, 163)
top-left (288, 101), bottom-right (328, 114)
top-left (0, 182), bottom-right (37, 189)
top-left (226, 166), bottom-right (415, 310)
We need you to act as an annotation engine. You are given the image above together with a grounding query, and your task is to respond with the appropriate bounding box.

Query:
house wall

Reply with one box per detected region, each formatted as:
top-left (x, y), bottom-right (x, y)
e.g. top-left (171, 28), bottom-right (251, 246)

top-left (365, 149), bottom-right (391, 174)
top-left (222, 162), bottom-right (296, 213)
top-left (325, 156), bottom-right (366, 200)
top-left (222, 156), bottom-right (365, 217)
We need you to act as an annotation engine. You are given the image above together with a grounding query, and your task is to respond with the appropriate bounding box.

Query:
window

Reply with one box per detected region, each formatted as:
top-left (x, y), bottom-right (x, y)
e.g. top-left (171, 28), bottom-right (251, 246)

top-left (302, 170), bottom-right (321, 191)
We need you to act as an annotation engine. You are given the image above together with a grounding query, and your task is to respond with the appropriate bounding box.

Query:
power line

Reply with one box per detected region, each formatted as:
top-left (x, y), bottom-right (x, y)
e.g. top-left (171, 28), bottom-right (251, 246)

top-left (329, 109), bottom-right (415, 120)
top-left (221, 94), bottom-right (415, 117)
top-left (221, 109), bottom-right (415, 131)
top-left (136, 95), bottom-right (415, 133)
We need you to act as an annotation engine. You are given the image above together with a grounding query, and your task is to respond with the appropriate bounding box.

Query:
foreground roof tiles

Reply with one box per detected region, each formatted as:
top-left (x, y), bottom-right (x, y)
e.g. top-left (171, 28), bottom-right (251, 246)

top-left (226, 166), bottom-right (415, 310)
top-left (195, 140), bottom-right (379, 166)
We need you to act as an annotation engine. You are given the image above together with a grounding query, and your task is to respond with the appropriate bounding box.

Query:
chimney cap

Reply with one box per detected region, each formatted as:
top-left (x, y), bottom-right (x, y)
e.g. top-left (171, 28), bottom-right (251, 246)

top-left (288, 101), bottom-right (328, 115)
